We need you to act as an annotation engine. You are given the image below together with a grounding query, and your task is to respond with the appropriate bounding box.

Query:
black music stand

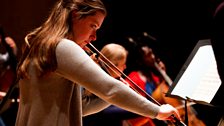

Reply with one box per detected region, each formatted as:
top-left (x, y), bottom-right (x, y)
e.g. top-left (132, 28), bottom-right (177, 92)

top-left (165, 39), bottom-right (222, 125)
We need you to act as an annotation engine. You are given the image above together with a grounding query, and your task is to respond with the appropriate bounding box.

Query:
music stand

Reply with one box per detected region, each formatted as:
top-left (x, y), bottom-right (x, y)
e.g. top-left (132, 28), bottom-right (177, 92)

top-left (166, 39), bottom-right (221, 105)
top-left (166, 39), bottom-right (222, 125)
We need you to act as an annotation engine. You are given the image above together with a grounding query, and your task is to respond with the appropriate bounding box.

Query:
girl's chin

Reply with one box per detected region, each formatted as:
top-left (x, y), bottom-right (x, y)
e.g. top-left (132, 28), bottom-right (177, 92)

top-left (81, 42), bottom-right (89, 48)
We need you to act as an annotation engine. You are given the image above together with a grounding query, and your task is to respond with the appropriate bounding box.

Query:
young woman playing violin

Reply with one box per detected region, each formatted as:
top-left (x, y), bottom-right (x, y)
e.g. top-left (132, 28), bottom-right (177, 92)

top-left (15, 0), bottom-right (182, 125)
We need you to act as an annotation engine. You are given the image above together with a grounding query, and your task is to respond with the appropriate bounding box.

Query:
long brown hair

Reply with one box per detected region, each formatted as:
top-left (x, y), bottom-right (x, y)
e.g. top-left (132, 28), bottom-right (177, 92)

top-left (18, 0), bottom-right (107, 78)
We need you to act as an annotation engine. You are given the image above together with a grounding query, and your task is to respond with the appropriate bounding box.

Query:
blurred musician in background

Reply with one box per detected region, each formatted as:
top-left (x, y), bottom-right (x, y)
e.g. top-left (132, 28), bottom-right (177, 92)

top-left (124, 35), bottom-right (206, 126)
top-left (83, 43), bottom-right (143, 126)
top-left (0, 25), bottom-right (18, 126)
top-left (210, 1), bottom-right (224, 125)
top-left (0, 25), bottom-right (17, 96)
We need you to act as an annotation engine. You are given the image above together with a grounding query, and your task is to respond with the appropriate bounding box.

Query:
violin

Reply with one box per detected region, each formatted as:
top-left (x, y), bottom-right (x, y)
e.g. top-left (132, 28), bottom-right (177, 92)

top-left (152, 62), bottom-right (206, 126)
top-left (86, 43), bottom-right (187, 126)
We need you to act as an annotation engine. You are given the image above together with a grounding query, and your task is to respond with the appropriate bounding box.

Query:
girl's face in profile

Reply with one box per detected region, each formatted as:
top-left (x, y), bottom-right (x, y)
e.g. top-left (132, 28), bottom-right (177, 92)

top-left (71, 11), bottom-right (105, 48)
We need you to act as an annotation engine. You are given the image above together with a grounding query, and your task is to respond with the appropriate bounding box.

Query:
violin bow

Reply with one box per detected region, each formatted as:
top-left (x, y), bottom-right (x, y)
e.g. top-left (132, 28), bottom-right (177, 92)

top-left (86, 43), bottom-right (186, 126)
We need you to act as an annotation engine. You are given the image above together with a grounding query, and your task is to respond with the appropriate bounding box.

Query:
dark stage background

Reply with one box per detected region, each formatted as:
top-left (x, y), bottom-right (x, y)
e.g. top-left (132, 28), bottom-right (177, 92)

top-left (1, 0), bottom-right (222, 79)
top-left (0, 0), bottom-right (223, 126)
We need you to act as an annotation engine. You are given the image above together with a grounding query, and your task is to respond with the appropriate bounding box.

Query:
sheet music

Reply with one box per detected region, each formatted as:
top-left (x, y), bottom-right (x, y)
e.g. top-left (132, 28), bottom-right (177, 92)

top-left (170, 45), bottom-right (221, 103)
